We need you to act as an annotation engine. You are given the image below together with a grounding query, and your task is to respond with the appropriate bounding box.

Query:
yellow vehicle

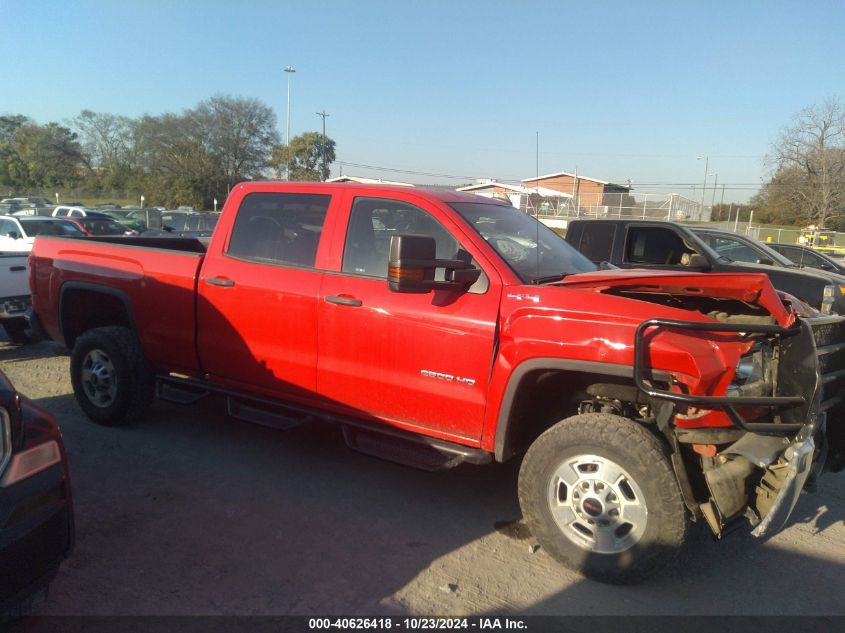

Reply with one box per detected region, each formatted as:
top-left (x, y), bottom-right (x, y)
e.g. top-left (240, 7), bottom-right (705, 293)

top-left (798, 226), bottom-right (845, 258)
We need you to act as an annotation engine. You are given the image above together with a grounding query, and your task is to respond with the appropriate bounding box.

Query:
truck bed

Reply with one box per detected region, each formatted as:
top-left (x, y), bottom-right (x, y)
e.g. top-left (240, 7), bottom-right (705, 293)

top-left (75, 235), bottom-right (209, 253)
top-left (30, 235), bottom-right (205, 374)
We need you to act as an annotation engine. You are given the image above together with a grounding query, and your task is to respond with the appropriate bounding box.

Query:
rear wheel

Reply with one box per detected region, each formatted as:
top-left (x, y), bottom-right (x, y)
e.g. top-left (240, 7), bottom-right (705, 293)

top-left (70, 326), bottom-right (153, 425)
top-left (518, 413), bottom-right (687, 583)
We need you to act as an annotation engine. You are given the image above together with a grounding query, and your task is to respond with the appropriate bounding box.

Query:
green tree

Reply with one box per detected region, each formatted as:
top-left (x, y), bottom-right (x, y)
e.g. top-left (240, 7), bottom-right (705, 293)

top-left (6, 122), bottom-right (84, 188)
top-left (271, 132), bottom-right (336, 181)
top-left (131, 113), bottom-right (223, 209)
top-left (0, 115), bottom-right (33, 186)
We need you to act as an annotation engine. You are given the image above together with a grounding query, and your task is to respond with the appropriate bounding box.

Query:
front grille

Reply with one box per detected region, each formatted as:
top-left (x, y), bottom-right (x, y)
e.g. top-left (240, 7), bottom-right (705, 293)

top-left (807, 315), bottom-right (845, 414)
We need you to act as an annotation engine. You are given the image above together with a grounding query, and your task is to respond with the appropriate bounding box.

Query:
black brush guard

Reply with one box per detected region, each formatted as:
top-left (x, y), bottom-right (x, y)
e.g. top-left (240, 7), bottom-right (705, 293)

top-left (632, 316), bottom-right (841, 435)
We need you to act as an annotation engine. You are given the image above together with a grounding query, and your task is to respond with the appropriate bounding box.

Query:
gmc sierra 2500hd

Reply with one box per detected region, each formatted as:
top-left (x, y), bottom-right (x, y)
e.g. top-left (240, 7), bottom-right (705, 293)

top-left (30, 182), bottom-right (844, 583)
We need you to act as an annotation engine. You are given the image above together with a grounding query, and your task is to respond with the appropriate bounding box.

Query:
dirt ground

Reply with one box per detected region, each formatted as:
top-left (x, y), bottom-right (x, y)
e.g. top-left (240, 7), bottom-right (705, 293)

top-left (2, 336), bottom-right (844, 616)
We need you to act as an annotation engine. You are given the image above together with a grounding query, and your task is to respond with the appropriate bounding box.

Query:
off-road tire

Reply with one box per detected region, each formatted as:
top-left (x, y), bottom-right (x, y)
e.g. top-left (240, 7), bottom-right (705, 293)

top-left (518, 413), bottom-right (687, 584)
top-left (70, 326), bottom-right (154, 426)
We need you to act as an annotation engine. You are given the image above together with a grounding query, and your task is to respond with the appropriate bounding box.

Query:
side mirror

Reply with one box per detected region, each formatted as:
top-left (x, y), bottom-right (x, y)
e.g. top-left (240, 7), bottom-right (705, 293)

top-left (756, 257), bottom-right (774, 266)
top-left (388, 234), bottom-right (481, 294)
top-left (7, 231), bottom-right (20, 239)
top-left (680, 252), bottom-right (710, 270)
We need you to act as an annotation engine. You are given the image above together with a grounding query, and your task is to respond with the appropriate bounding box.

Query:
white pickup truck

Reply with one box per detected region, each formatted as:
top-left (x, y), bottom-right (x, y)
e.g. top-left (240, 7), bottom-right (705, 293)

top-left (0, 251), bottom-right (31, 343)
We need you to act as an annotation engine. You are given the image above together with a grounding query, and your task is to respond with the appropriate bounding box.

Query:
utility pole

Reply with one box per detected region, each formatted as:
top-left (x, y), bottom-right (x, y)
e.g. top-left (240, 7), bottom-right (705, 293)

top-left (284, 66), bottom-right (296, 180)
top-left (535, 131), bottom-right (539, 216)
top-left (316, 110), bottom-right (330, 181)
top-left (710, 173), bottom-right (718, 210)
top-left (697, 156), bottom-right (708, 216)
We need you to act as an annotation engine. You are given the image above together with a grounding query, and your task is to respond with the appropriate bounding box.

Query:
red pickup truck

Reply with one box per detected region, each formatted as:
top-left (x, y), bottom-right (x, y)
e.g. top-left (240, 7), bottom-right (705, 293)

top-left (29, 182), bottom-right (844, 583)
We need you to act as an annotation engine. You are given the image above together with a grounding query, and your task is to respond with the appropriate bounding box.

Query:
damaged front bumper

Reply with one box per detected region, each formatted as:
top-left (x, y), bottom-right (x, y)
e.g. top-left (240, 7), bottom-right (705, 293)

top-left (634, 315), bottom-right (843, 538)
top-left (750, 424), bottom-right (816, 537)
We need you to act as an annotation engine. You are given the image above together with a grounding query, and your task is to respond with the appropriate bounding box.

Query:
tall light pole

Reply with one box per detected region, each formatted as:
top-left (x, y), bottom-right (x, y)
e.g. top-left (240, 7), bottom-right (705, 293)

top-left (710, 173), bottom-right (718, 210)
top-left (284, 66), bottom-right (296, 180)
top-left (316, 110), bottom-right (330, 181)
top-left (697, 156), bottom-right (708, 216)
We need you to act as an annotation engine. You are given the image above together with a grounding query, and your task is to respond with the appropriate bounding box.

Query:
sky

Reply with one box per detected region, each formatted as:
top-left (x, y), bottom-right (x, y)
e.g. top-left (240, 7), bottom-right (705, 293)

top-left (1, 0), bottom-right (843, 203)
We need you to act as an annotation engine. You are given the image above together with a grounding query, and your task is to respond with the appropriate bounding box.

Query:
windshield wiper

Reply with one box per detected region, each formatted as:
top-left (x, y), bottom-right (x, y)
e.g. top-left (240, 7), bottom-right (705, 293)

top-left (530, 273), bottom-right (567, 284)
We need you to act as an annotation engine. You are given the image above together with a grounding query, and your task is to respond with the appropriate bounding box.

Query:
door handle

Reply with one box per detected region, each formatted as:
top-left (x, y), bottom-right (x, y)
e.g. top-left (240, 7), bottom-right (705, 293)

top-left (10, 266), bottom-right (26, 272)
top-left (205, 277), bottom-right (235, 287)
top-left (325, 295), bottom-right (362, 307)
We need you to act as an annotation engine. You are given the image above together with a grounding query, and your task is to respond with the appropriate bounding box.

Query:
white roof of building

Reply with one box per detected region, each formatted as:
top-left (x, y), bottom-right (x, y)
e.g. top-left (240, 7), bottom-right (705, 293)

top-left (457, 181), bottom-right (528, 193)
top-left (521, 171), bottom-right (630, 189)
top-left (326, 176), bottom-right (414, 187)
top-left (458, 181), bottom-right (573, 198)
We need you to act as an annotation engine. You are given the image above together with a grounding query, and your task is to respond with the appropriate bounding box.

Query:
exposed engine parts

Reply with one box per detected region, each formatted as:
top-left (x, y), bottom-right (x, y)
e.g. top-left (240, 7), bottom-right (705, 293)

top-left (578, 383), bottom-right (654, 421)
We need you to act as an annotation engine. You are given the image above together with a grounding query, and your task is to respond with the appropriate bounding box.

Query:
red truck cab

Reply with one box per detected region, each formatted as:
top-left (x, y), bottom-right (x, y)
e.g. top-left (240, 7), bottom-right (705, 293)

top-left (30, 182), bottom-right (844, 583)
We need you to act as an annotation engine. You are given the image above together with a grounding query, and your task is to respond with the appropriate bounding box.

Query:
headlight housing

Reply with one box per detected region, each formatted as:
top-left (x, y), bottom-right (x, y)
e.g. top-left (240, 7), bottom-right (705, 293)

top-left (822, 284), bottom-right (835, 314)
top-left (727, 342), bottom-right (773, 398)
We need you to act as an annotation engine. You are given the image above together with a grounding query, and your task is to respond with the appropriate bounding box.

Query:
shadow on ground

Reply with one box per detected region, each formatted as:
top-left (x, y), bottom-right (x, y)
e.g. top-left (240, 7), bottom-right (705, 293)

top-left (13, 388), bottom-right (845, 618)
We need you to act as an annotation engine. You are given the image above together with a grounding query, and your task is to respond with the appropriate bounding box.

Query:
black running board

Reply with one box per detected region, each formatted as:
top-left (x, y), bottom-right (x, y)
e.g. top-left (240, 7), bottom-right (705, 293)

top-left (227, 397), bottom-right (312, 430)
top-left (342, 425), bottom-right (491, 471)
top-left (155, 373), bottom-right (492, 470)
top-left (157, 379), bottom-right (210, 405)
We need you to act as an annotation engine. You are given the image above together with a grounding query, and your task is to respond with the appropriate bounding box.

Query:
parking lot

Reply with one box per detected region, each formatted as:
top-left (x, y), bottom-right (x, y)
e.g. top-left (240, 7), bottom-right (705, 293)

top-left (2, 335), bottom-right (845, 616)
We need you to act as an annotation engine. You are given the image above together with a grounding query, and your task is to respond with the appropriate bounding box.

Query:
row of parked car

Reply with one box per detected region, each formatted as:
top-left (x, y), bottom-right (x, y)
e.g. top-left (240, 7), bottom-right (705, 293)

top-left (1, 198), bottom-right (220, 240)
top-left (0, 202), bottom-right (220, 344)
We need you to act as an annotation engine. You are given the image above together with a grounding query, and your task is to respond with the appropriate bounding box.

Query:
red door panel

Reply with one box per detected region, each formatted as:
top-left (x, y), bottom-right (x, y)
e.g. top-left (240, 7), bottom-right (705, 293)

top-left (318, 274), bottom-right (499, 442)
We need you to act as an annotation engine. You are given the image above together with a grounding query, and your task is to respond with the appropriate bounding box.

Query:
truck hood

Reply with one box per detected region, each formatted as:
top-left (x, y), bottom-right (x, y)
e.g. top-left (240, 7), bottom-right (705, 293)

top-left (498, 269), bottom-right (800, 416)
top-left (549, 269), bottom-right (795, 326)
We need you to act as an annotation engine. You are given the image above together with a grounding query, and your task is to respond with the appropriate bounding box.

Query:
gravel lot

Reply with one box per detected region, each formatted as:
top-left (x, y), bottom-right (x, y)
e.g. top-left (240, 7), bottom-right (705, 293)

top-left (2, 335), bottom-right (845, 616)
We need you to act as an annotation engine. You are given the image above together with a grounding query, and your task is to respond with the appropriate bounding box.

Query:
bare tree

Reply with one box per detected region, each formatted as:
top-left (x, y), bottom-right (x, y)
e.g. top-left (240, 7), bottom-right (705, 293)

top-left (770, 97), bottom-right (845, 227)
top-left (72, 110), bottom-right (136, 169)
top-left (190, 95), bottom-right (280, 187)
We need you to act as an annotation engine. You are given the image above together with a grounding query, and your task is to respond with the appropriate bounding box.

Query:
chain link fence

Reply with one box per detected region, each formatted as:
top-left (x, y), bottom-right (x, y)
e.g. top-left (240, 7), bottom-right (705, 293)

top-left (532, 192), bottom-right (710, 222)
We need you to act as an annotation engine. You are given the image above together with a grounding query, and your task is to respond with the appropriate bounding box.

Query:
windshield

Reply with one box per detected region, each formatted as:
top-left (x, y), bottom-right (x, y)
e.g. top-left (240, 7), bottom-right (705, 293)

top-left (20, 219), bottom-right (85, 237)
top-left (450, 202), bottom-right (596, 282)
top-left (693, 231), bottom-right (795, 267)
top-left (79, 219), bottom-right (128, 235)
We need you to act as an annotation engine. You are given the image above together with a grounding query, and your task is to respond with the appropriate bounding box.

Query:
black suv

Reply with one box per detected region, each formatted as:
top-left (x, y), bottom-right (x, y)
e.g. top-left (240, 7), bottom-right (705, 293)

top-left (565, 219), bottom-right (845, 315)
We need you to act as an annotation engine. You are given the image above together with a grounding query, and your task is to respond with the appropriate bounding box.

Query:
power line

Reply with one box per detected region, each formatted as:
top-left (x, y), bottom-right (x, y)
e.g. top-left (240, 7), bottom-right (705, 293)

top-left (334, 160), bottom-right (837, 192)
top-left (335, 161), bottom-right (483, 181)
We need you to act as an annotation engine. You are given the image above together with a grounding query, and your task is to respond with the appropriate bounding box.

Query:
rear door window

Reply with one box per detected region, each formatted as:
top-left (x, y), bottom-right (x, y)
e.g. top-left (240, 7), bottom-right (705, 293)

top-left (624, 227), bottom-right (690, 265)
top-left (227, 192), bottom-right (331, 269)
top-left (577, 223), bottom-right (615, 262)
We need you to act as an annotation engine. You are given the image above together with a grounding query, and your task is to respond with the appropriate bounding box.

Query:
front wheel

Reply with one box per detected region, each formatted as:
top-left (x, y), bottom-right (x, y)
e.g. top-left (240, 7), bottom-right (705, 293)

top-left (518, 413), bottom-right (687, 584)
top-left (70, 326), bottom-right (154, 426)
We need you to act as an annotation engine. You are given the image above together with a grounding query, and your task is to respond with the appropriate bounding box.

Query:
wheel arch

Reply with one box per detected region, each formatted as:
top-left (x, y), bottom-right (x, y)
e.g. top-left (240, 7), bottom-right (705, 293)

top-left (493, 358), bottom-right (672, 462)
top-left (59, 282), bottom-right (136, 349)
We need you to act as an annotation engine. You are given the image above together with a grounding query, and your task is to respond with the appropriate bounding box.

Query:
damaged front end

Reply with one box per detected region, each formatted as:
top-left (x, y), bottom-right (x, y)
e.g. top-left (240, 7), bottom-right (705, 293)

top-left (634, 314), bottom-right (845, 538)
